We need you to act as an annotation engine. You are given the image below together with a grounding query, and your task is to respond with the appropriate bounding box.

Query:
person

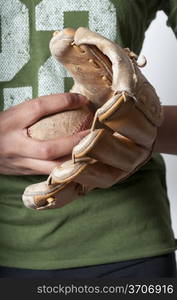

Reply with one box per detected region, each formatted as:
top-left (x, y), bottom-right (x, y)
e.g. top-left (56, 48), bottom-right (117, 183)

top-left (0, 0), bottom-right (176, 278)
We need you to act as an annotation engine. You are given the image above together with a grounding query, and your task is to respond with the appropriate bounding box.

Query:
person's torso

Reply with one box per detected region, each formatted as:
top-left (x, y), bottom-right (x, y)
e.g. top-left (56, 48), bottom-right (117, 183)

top-left (0, 0), bottom-right (176, 270)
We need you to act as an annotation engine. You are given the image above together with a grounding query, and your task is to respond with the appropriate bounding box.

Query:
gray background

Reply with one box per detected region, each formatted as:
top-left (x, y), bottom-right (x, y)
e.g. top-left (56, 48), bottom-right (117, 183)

top-left (140, 11), bottom-right (177, 260)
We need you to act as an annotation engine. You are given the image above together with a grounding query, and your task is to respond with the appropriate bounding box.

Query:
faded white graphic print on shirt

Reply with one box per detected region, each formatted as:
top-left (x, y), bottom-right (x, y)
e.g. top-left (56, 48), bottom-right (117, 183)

top-left (1, 0), bottom-right (117, 109)
top-left (36, 0), bottom-right (117, 97)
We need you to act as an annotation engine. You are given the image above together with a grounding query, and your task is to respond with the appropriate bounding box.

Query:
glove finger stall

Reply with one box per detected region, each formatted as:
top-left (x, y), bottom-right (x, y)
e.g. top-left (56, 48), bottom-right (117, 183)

top-left (73, 128), bottom-right (149, 172)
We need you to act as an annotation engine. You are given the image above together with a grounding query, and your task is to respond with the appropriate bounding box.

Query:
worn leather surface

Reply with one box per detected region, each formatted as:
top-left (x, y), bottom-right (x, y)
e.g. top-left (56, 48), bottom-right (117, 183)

top-left (22, 27), bottom-right (163, 210)
top-left (28, 107), bottom-right (93, 140)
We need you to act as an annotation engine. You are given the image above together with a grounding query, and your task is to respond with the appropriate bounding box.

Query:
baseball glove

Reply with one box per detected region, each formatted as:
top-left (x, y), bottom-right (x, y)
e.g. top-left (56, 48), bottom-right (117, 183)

top-left (22, 27), bottom-right (163, 210)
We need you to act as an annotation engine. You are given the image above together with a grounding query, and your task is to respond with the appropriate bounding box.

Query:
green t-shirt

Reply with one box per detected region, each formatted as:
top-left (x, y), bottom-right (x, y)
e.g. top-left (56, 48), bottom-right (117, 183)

top-left (0, 0), bottom-right (177, 269)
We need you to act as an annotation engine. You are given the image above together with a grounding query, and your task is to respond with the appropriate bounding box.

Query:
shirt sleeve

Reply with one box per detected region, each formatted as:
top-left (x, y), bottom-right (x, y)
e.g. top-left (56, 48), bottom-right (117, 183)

top-left (116, 0), bottom-right (176, 55)
top-left (161, 0), bottom-right (177, 38)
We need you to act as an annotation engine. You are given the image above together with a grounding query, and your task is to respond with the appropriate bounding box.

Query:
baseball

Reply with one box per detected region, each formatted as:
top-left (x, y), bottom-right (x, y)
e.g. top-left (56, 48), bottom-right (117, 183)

top-left (28, 105), bottom-right (94, 140)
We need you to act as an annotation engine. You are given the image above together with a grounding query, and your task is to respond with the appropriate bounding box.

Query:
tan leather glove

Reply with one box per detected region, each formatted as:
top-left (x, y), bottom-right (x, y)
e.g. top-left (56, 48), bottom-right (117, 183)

top-left (22, 27), bottom-right (163, 210)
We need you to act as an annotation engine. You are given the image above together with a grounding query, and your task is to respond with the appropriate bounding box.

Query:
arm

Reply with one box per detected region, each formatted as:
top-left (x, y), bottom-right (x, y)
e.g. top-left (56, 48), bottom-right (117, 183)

top-left (154, 106), bottom-right (177, 155)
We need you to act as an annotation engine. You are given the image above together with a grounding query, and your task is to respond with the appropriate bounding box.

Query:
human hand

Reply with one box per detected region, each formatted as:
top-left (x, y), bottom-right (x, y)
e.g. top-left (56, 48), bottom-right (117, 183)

top-left (0, 93), bottom-right (90, 175)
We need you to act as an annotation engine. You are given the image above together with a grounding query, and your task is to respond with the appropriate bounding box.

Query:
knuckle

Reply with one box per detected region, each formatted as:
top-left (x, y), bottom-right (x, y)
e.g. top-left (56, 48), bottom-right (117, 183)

top-left (1, 146), bottom-right (14, 158)
top-left (40, 144), bottom-right (54, 160)
top-left (63, 93), bottom-right (83, 108)
top-left (0, 137), bottom-right (15, 157)
top-left (31, 98), bottom-right (44, 116)
top-left (0, 110), bottom-right (12, 131)
top-left (64, 93), bottom-right (74, 107)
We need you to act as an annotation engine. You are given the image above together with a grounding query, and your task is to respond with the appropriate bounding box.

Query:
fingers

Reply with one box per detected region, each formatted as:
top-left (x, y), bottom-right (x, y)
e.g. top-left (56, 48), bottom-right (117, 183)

top-left (4, 93), bottom-right (89, 129)
top-left (25, 93), bottom-right (91, 127)
top-left (73, 129), bottom-right (149, 172)
top-left (75, 161), bottom-right (127, 188)
top-left (22, 181), bottom-right (81, 210)
top-left (0, 93), bottom-right (91, 176)
top-left (0, 153), bottom-right (71, 176)
top-left (98, 95), bottom-right (156, 148)
top-left (0, 157), bottom-right (63, 175)
top-left (21, 159), bottom-right (126, 210)
top-left (13, 129), bottom-right (90, 160)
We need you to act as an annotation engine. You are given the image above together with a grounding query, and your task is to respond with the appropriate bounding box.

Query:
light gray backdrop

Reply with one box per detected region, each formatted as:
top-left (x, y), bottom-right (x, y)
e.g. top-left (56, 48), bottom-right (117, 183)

top-left (140, 11), bottom-right (177, 260)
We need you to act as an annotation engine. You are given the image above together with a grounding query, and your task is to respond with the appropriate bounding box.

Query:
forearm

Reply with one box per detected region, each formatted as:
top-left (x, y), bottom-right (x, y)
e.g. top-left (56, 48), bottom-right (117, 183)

top-left (154, 106), bottom-right (177, 155)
